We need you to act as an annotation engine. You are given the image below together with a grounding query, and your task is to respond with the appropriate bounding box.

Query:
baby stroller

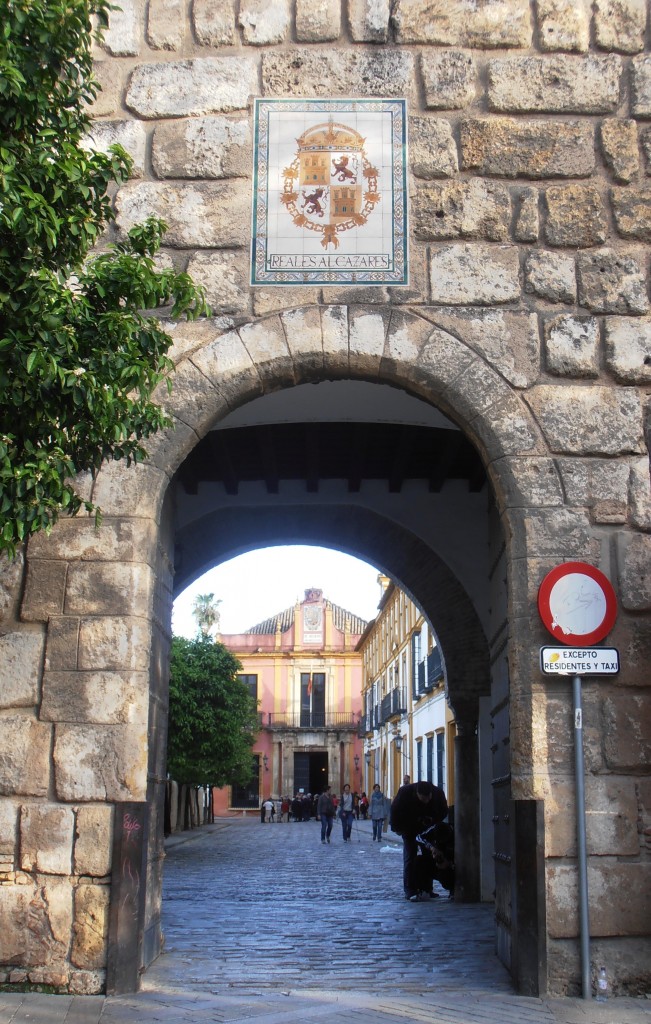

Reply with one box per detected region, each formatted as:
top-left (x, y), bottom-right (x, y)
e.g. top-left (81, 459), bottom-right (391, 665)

top-left (415, 822), bottom-right (455, 898)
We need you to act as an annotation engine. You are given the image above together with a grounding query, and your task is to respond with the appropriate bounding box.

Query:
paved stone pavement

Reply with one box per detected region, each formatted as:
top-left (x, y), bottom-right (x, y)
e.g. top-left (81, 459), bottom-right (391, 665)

top-left (1, 816), bottom-right (650, 1024)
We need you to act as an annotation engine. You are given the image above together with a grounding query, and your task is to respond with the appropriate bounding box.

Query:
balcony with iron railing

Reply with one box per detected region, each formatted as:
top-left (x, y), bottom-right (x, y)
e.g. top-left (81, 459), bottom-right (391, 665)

top-left (262, 712), bottom-right (360, 730)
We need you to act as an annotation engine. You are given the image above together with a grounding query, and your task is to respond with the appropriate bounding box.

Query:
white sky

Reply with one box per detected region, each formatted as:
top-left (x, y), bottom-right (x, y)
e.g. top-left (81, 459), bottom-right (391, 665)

top-left (171, 545), bottom-right (385, 638)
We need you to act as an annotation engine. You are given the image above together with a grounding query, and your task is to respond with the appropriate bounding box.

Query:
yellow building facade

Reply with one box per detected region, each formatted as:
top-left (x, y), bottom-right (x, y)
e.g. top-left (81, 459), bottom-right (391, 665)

top-left (215, 588), bottom-right (366, 813)
top-left (358, 578), bottom-right (455, 807)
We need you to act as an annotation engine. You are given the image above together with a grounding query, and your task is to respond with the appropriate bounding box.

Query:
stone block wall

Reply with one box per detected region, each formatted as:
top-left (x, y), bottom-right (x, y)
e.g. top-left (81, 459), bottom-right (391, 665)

top-left (0, 0), bottom-right (650, 998)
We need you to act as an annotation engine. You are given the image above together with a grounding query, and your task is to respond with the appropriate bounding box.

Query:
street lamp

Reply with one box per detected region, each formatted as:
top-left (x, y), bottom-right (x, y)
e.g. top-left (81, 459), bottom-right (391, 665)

top-left (354, 754), bottom-right (360, 772)
top-left (394, 734), bottom-right (403, 752)
top-left (262, 754), bottom-right (269, 772)
top-left (365, 751), bottom-right (371, 765)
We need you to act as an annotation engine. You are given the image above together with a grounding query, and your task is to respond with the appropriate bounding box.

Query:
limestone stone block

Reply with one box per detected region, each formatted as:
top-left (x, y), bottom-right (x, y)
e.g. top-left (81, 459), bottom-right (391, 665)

top-left (514, 188), bottom-right (540, 241)
top-left (348, 0), bottom-right (390, 41)
top-left (187, 251), bottom-right (250, 315)
top-left (642, 128), bottom-right (651, 173)
top-left (72, 884), bottom-right (110, 970)
top-left (380, 310), bottom-right (436, 378)
top-left (82, 120), bottom-right (146, 179)
top-left (296, 0), bottom-right (341, 40)
top-left (41, 670), bottom-right (149, 725)
top-left (0, 631), bottom-right (44, 708)
top-left (192, 0), bottom-right (236, 45)
top-left (544, 185), bottom-right (606, 248)
top-left (426, 308), bottom-right (539, 389)
top-left (126, 59), bottom-right (256, 118)
top-left (253, 288), bottom-right (320, 316)
top-left (557, 457), bottom-right (630, 522)
top-left (413, 181), bottom-right (510, 242)
top-left (348, 308), bottom-right (389, 378)
top-left (577, 250), bottom-right (649, 315)
top-left (320, 286), bottom-right (389, 306)
top-left (547, 862), bottom-right (651, 937)
top-left (115, 182), bottom-right (249, 248)
top-left (594, 0), bottom-right (646, 54)
top-left (611, 187), bottom-right (651, 241)
top-left (239, 0), bottom-right (290, 44)
top-left (393, 0), bottom-right (532, 47)
top-left (388, 245), bottom-right (429, 306)
top-left (0, 878), bottom-right (72, 967)
top-left (152, 117), bottom-right (250, 180)
top-left (487, 55), bottom-right (621, 114)
top-left (154, 356), bottom-right (227, 434)
top-left (190, 328), bottom-right (262, 405)
top-left (0, 548), bottom-right (24, 623)
top-left (545, 777), bottom-right (639, 857)
top-left (489, 457), bottom-right (564, 510)
top-left (28, 518), bottom-right (156, 565)
top-left (460, 118), bottom-right (594, 179)
top-left (429, 244), bottom-right (520, 305)
top-left (54, 723), bottom-right (148, 801)
top-left (88, 62), bottom-right (122, 118)
top-left (617, 533), bottom-right (651, 610)
top-left (281, 307), bottom-right (324, 382)
top-left (147, 0), bottom-right (184, 50)
top-left (525, 251), bottom-right (576, 303)
top-left (535, 0), bottom-right (590, 52)
top-left (409, 117), bottom-right (458, 178)
top-left (0, 718), bottom-right (50, 800)
top-left (473, 389), bottom-right (546, 460)
top-left (64, 563), bottom-right (154, 618)
top-left (90, 458), bottom-right (167, 520)
top-left (0, 797), bottom-right (19, 864)
top-left (21, 559), bottom-right (68, 622)
top-left (78, 617), bottom-right (151, 673)
top-left (544, 315), bottom-right (599, 378)
top-left (103, 0), bottom-right (140, 56)
top-left (20, 805), bottom-right (74, 874)
top-left (74, 806), bottom-right (114, 877)
top-left (631, 55), bottom-right (651, 117)
top-left (261, 50), bottom-right (415, 99)
top-left (321, 305), bottom-right (350, 376)
top-left (604, 316), bottom-right (651, 383)
top-left (238, 317), bottom-right (294, 388)
top-left (526, 386), bottom-right (645, 455)
top-left (629, 457), bottom-right (651, 529)
top-left (421, 50), bottom-right (476, 110)
top-left (600, 120), bottom-right (640, 183)
top-left (69, 969), bottom-right (105, 994)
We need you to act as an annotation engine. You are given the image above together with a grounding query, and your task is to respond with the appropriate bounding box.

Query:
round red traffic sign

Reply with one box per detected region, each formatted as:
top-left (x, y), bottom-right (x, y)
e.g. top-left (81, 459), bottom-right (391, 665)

top-left (537, 562), bottom-right (617, 646)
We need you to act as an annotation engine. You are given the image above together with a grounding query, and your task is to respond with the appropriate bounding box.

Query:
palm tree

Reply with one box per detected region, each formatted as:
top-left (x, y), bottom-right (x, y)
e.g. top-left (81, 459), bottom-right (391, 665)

top-left (192, 593), bottom-right (222, 638)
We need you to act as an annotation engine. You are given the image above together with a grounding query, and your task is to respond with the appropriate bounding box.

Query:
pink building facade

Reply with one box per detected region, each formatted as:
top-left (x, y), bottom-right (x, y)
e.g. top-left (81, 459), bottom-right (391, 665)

top-left (214, 589), bottom-right (366, 812)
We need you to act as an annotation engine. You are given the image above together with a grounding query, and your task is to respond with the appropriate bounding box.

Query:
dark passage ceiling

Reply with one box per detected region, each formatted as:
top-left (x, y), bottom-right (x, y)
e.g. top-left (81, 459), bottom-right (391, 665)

top-left (176, 422), bottom-right (486, 496)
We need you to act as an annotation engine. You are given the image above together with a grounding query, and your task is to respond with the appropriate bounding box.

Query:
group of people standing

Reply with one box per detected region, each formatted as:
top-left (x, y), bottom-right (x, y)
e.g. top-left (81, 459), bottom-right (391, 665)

top-left (316, 782), bottom-right (391, 843)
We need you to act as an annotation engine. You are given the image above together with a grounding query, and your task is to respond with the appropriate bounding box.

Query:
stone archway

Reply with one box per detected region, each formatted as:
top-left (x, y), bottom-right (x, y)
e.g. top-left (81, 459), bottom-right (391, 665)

top-left (3, 305), bottom-right (650, 997)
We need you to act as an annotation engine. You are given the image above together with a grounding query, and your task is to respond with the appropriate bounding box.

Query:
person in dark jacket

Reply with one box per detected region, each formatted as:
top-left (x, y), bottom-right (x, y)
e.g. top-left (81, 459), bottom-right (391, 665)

top-left (390, 780), bottom-right (448, 901)
top-left (317, 785), bottom-right (335, 843)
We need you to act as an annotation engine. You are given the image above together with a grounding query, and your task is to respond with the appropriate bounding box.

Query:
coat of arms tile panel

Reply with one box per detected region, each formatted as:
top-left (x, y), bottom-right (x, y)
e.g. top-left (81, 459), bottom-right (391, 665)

top-left (251, 98), bottom-right (408, 286)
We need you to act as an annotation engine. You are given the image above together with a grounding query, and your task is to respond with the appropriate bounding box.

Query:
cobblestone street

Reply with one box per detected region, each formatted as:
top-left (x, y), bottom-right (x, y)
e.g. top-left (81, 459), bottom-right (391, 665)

top-left (2, 817), bottom-right (651, 1024)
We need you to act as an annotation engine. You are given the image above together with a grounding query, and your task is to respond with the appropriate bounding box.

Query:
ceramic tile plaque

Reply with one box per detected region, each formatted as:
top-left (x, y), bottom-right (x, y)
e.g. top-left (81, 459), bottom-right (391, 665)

top-left (251, 98), bottom-right (408, 286)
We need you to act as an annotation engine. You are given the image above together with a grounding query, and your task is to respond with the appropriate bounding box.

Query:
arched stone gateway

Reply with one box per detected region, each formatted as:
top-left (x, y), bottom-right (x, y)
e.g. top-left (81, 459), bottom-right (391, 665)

top-left (2, 0), bottom-right (651, 1000)
top-left (1, 309), bottom-right (649, 997)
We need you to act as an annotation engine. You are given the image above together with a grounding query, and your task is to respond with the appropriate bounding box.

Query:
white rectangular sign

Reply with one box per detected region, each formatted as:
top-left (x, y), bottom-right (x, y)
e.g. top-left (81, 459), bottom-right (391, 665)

top-left (540, 647), bottom-right (620, 676)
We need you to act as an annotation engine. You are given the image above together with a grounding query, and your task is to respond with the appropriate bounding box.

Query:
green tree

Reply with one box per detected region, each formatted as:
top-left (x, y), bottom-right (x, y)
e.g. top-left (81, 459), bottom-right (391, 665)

top-left (191, 592), bottom-right (222, 637)
top-left (0, 0), bottom-right (208, 555)
top-left (168, 635), bottom-right (259, 787)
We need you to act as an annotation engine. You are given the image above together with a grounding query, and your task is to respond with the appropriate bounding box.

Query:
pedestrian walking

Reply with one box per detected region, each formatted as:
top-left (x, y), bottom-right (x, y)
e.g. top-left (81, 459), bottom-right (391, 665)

top-left (262, 797), bottom-right (274, 823)
top-left (369, 783), bottom-right (385, 842)
top-left (390, 780), bottom-right (448, 901)
top-left (317, 785), bottom-right (335, 843)
top-left (339, 783), bottom-right (355, 842)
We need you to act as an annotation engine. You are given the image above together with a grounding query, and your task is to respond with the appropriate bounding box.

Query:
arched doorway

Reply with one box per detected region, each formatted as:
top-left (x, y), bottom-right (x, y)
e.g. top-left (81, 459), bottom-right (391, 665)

top-left (14, 305), bottom-right (639, 997)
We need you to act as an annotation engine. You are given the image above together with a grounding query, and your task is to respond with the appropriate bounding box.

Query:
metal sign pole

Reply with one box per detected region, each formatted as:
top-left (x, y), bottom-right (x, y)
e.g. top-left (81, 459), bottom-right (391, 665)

top-left (572, 674), bottom-right (591, 999)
